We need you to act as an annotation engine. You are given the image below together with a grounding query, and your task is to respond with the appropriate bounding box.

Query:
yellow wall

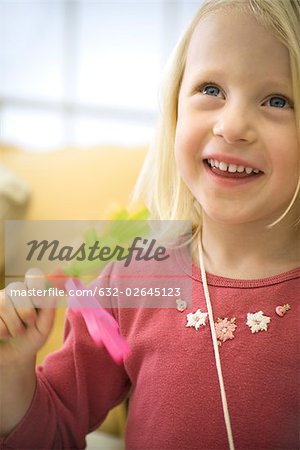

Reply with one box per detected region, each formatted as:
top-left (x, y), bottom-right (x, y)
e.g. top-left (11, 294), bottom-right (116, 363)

top-left (1, 146), bottom-right (146, 220)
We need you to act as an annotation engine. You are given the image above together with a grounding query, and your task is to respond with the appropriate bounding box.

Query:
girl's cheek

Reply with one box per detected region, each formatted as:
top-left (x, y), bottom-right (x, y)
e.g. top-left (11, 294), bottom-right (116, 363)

top-left (174, 127), bottom-right (191, 175)
top-left (175, 116), bottom-right (198, 154)
top-left (174, 132), bottom-right (190, 167)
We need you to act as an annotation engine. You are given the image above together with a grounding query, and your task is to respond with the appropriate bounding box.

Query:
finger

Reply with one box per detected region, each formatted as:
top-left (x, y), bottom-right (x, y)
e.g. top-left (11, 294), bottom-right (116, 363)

top-left (0, 290), bottom-right (27, 337)
top-left (0, 316), bottom-right (10, 340)
top-left (24, 269), bottom-right (48, 309)
top-left (25, 268), bottom-right (46, 291)
top-left (0, 291), bottom-right (10, 339)
top-left (35, 294), bottom-right (56, 337)
top-left (5, 282), bottom-right (37, 326)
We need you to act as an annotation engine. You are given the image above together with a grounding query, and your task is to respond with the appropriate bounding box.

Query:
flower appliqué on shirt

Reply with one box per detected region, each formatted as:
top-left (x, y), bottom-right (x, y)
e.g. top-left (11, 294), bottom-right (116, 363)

top-left (215, 317), bottom-right (237, 345)
top-left (176, 298), bottom-right (187, 312)
top-left (246, 310), bottom-right (271, 333)
top-left (186, 309), bottom-right (208, 331)
top-left (275, 303), bottom-right (291, 317)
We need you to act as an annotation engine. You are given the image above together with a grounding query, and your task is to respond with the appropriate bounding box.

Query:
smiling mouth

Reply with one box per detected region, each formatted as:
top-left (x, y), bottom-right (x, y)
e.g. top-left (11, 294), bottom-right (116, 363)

top-left (205, 159), bottom-right (263, 178)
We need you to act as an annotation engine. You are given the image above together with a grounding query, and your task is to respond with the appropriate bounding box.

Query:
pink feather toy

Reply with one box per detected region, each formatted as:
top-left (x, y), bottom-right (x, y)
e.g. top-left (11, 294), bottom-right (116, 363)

top-left (66, 278), bottom-right (130, 364)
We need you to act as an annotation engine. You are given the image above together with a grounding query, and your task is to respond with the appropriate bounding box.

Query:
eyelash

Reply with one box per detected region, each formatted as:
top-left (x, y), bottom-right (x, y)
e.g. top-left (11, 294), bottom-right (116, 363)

top-left (198, 82), bottom-right (293, 109)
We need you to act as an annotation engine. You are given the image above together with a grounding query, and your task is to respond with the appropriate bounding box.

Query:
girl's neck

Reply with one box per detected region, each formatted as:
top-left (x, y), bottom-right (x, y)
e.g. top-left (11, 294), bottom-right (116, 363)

top-left (195, 214), bottom-right (300, 280)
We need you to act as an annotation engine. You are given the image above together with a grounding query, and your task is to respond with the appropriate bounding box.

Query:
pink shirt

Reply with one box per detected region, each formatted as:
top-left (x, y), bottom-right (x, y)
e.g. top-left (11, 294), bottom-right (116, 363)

top-left (1, 258), bottom-right (299, 450)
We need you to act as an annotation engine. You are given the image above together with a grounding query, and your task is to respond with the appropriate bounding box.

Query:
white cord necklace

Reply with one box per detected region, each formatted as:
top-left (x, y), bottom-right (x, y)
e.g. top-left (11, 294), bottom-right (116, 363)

top-left (198, 236), bottom-right (235, 450)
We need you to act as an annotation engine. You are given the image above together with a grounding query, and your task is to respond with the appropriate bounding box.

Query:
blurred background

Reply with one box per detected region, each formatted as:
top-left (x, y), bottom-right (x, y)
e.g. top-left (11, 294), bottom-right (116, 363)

top-left (0, 0), bottom-right (202, 227)
top-left (0, 0), bottom-right (200, 151)
top-left (0, 2), bottom-right (201, 447)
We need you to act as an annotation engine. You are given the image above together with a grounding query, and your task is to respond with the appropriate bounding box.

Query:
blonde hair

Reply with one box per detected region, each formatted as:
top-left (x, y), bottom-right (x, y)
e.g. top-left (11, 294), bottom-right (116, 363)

top-left (133, 0), bottom-right (300, 238)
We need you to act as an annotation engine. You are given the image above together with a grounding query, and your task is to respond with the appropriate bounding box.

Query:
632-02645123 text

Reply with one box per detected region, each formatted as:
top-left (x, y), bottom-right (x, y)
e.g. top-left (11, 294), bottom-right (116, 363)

top-left (7, 287), bottom-right (182, 298)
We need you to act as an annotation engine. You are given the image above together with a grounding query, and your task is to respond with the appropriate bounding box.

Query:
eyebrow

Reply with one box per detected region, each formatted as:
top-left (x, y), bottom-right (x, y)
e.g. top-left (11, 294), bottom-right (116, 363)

top-left (186, 69), bottom-right (292, 93)
top-left (258, 81), bottom-right (292, 93)
top-left (186, 68), bottom-right (224, 81)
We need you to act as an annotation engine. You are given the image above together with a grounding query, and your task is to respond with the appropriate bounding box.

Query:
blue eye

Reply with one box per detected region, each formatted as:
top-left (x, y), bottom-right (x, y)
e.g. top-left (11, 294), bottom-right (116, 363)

top-left (202, 85), bottom-right (221, 97)
top-left (267, 96), bottom-right (290, 108)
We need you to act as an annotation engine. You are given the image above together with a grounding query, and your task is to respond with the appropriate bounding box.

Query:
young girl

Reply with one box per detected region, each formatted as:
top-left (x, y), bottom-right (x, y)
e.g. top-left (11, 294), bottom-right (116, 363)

top-left (0, 1), bottom-right (299, 449)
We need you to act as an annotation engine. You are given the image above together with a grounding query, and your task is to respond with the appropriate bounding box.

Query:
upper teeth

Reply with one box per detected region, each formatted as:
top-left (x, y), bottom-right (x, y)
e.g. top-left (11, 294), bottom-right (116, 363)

top-left (207, 159), bottom-right (260, 174)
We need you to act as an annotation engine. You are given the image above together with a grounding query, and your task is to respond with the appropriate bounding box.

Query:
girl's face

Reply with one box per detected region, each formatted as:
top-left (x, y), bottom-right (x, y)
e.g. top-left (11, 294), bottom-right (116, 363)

top-left (175, 8), bottom-right (299, 227)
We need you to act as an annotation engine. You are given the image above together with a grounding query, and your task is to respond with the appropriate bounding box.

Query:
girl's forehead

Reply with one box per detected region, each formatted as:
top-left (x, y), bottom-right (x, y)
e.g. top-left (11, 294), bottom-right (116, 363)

top-left (184, 9), bottom-right (291, 84)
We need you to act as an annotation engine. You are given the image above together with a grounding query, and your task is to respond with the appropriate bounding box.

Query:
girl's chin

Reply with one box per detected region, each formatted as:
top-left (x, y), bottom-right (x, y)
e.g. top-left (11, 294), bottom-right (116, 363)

top-left (199, 208), bottom-right (281, 229)
top-left (195, 201), bottom-right (262, 226)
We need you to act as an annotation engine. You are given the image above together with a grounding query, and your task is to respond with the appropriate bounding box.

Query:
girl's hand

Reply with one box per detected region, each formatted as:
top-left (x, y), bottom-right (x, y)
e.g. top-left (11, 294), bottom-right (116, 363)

top-left (0, 268), bottom-right (56, 366)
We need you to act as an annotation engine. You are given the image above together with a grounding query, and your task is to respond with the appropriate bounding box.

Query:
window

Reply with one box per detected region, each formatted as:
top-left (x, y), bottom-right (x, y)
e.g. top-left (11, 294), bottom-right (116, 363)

top-left (0, 1), bottom-right (201, 151)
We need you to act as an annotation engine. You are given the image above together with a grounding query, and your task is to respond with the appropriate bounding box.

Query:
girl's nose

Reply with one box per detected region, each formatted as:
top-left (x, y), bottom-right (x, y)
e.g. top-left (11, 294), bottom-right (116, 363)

top-left (212, 102), bottom-right (257, 145)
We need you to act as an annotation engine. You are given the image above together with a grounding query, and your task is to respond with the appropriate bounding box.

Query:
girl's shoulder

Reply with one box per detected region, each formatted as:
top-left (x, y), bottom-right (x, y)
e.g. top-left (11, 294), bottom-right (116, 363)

top-left (195, 266), bottom-right (300, 289)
